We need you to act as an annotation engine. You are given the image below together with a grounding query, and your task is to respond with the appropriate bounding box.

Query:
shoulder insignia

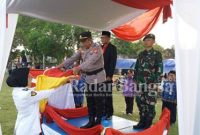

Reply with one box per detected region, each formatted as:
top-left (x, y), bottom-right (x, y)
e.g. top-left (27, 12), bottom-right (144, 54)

top-left (22, 88), bottom-right (29, 91)
top-left (31, 91), bottom-right (37, 96)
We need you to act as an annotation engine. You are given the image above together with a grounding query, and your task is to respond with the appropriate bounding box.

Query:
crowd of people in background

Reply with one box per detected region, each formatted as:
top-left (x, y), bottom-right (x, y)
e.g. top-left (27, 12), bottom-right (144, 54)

top-left (7, 51), bottom-right (42, 75)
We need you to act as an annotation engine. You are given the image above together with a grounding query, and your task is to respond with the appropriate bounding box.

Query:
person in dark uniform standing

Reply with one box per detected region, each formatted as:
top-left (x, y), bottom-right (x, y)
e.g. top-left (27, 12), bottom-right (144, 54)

top-left (101, 31), bottom-right (117, 120)
top-left (133, 34), bottom-right (163, 129)
top-left (57, 31), bottom-right (106, 128)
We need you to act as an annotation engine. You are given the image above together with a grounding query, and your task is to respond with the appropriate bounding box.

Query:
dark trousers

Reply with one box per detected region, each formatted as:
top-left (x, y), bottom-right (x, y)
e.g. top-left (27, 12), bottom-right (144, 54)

top-left (162, 100), bottom-right (177, 124)
top-left (104, 81), bottom-right (114, 116)
top-left (85, 83), bottom-right (104, 118)
top-left (125, 96), bottom-right (134, 114)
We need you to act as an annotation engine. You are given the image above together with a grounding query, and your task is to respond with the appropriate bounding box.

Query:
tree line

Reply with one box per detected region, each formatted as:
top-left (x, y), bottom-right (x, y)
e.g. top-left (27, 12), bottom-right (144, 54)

top-left (9, 16), bottom-right (175, 67)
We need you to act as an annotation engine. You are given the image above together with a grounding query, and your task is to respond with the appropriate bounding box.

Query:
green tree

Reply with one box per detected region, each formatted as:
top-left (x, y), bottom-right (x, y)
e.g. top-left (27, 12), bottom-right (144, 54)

top-left (112, 38), bottom-right (143, 58)
top-left (154, 44), bottom-right (165, 58)
top-left (12, 16), bottom-right (87, 66)
top-left (163, 46), bottom-right (175, 59)
top-left (111, 38), bottom-right (164, 58)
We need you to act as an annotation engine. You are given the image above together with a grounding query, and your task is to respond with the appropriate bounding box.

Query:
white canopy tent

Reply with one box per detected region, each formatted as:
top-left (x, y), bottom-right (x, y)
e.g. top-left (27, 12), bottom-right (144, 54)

top-left (0, 0), bottom-right (200, 135)
top-left (0, 0), bottom-right (149, 92)
top-left (174, 0), bottom-right (200, 134)
top-left (6, 0), bottom-right (147, 30)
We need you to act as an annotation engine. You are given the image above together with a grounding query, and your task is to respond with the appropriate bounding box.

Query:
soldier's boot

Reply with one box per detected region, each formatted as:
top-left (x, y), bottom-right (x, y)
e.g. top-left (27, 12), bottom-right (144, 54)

top-left (143, 118), bottom-right (153, 129)
top-left (133, 117), bottom-right (145, 129)
top-left (80, 116), bottom-right (95, 129)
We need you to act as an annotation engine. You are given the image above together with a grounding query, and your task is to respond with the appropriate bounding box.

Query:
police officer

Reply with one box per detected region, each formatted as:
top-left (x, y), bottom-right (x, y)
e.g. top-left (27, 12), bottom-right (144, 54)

top-left (133, 34), bottom-right (163, 129)
top-left (101, 31), bottom-right (117, 120)
top-left (57, 31), bottom-right (106, 128)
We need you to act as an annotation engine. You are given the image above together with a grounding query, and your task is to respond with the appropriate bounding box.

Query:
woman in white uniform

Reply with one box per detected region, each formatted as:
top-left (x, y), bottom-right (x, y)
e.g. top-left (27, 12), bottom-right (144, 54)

top-left (6, 68), bottom-right (64, 135)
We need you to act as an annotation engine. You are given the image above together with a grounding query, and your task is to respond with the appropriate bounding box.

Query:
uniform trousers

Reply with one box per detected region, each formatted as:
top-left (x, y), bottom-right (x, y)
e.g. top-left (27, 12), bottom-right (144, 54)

top-left (104, 80), bottom-right (114, 116)
top-left (136, 95), bottom-right (156, 120)
top-left (85, 83), bottom-right (104, 118)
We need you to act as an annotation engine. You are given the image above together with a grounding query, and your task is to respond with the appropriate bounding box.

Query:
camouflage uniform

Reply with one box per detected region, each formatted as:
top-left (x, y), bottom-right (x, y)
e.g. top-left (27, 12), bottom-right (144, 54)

top-left (135, 48), bottom-right (163, 121)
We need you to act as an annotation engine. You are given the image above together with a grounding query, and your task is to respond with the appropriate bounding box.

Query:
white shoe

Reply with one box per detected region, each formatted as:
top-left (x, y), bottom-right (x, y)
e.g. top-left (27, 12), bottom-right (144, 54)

top-left (128, 113), bottom-right (133, 116)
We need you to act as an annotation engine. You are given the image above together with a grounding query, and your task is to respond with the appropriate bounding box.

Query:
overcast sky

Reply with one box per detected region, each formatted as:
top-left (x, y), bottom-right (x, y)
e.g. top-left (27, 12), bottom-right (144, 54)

top-left (150, 17), bottom-right (175, 49)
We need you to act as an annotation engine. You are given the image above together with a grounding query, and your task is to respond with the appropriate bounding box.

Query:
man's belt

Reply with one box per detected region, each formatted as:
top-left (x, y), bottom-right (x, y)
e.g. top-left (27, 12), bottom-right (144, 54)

top-left (85, 68), bottom-right (104, 76)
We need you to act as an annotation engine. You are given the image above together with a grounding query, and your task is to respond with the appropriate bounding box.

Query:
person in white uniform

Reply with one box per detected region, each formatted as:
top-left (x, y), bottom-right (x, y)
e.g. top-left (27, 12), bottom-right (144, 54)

top-left (6, 68), bottom-right (64, 135)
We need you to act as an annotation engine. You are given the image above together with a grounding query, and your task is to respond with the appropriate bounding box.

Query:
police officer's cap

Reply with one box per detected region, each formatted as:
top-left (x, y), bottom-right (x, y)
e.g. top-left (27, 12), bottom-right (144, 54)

top-left (79, 31), bottom-right (92, 41)
top-left (6, 68), bottom-right (30, 87)
top-left (101, 31), bottom-right (111, 38)
top-left (143, 33), bottom-right (155, 41)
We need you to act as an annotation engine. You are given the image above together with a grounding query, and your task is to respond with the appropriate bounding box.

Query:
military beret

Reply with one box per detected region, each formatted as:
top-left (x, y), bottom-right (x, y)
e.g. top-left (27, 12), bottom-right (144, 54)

top-left (6, 68), bottom-right (30, 87)
top-left (101, 31), bottom-right (111, 37)
top-left (143, 33), bottom-right (155, 41)
top-left (79, 31), bottom-right (92, 41)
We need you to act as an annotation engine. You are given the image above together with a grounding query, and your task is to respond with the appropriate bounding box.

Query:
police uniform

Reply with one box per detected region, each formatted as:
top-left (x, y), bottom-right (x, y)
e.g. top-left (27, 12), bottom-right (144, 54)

top-left (6, 68), bottom-right (59, 135)
top-left (63, 45), bottom-right (106, 84)
top-left (134, 34), bottom-right (163, 129)
top-left (63, 32), bottom-right (106, 128)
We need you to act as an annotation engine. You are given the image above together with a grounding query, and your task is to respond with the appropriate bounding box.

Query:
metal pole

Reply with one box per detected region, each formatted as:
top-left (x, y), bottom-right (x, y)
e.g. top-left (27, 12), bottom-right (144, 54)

top-left (43, 54), bottom-right (45, 69)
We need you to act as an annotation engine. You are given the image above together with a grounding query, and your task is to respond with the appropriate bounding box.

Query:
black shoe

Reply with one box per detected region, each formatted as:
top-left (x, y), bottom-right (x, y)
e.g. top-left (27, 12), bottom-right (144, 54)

top-left (170, 122), bottom-right (175, 126)
top-left (133, 122), bottom-right (145, 129)
top-left (94, 118), bottom-right (102, 125)
top-left (143, 118), bottom-right (153, 129)
top-left (80, 116), bottom-right (95, 129)
top-left (133, 117), bottom-right (145, 129)
top-left (105, 115), bottom-right (112, 120)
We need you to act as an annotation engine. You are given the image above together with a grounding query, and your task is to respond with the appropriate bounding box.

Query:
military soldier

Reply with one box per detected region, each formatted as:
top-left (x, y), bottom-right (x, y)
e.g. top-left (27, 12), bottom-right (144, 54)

top-left (101, 31), bottom-right (117, 120)
top-left (57, 31), bottom-right (106, 128)
top-left (133, 34), bottom-right (163, 129)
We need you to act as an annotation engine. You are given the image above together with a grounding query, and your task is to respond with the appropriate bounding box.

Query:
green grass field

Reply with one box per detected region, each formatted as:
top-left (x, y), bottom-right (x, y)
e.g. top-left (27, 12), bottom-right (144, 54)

top-left (0, 74), bottom-right (178, 135)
